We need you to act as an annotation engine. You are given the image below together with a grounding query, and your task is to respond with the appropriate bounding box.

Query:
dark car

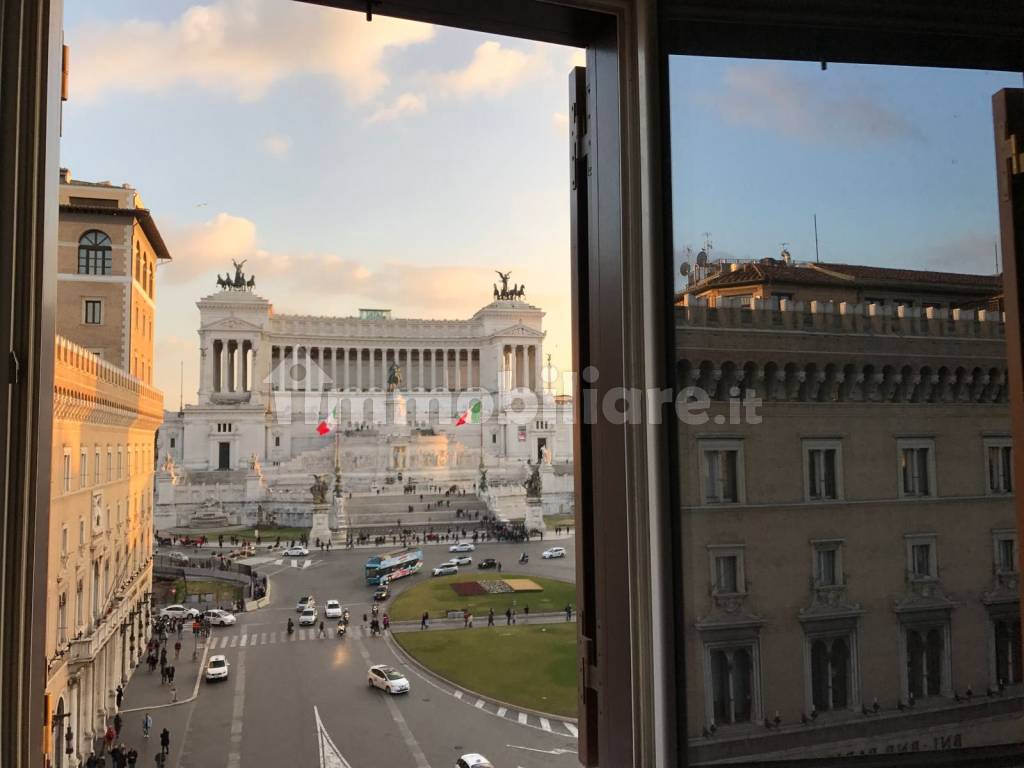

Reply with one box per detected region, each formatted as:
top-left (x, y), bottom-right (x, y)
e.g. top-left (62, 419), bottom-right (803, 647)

top-left (373, 585), bottom-right (390, 602)
top-left (477, 558), bottom-right (498, 570)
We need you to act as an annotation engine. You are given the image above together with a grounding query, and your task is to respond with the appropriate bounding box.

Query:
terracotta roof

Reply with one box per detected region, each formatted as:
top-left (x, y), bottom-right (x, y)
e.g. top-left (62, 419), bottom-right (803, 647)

top-left (687, 260), bottom-right (1000, 294)
top-left (59, 204), bottom-right (172, 261)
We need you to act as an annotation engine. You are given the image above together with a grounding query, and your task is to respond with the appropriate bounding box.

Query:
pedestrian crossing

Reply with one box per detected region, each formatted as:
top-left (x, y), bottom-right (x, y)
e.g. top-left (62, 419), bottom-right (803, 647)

top-left (207, 628), bottom-right (330, 648)
top-left (269, 558), bottom-right (315, 569)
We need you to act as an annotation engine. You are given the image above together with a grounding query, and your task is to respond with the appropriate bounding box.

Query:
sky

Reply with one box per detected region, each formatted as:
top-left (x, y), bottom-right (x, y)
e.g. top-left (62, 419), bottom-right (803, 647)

top-left (670, 57), bottom-right (1023, 286)
top-left (61, 0), bottom-right (584, 405)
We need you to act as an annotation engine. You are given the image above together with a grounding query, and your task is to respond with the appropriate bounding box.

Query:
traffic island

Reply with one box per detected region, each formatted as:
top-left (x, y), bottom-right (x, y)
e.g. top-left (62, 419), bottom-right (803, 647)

top-left (387, 572), bottom-right (576, 622)
top-left (394, 623), bottom-right (578, 718)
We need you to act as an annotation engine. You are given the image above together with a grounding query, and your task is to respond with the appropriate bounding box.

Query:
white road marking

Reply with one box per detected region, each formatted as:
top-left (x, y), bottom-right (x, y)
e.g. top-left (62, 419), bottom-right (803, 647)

top-left (564, 723), bottom-right (578, 738)
top-left (475, 698), bottom-right (486, 709)
top-left (240, 634), bottom-right (248, 647)
top-left (314, 705), bottom-right (355, 768)
top-left (269, 632), bottom-right (277, 644)
top-left (517, 712), bottom-right (528, 725)
top-left (302, 560), bottom-right (312, 569)
top-left (226, 647), bottom-right (247, 768)
top-left (540, 717), bottom-right (551, 732)
top-left (273, 559), bottom-right (283, 566)
top-left (291, 560), bottom-right (298, 568)
top-left (230, 636), bottom-right (238, 648)
top-left (497, 707), bottom-right (507, 717)
top-left (507, 746), bottom-right (577, 755)
top-left (453, 690), bottom-right (463, 700)
top-left (260, 632), bottom-right (267, 645)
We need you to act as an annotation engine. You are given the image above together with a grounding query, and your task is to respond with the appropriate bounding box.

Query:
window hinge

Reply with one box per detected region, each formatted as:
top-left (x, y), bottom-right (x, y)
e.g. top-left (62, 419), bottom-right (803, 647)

top-left (9, 350), bottom-right (19, 384)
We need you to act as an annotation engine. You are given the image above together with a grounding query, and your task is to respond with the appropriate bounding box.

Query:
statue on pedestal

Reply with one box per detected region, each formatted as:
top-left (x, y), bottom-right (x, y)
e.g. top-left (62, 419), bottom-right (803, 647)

top-left (309, 474), bottom-right (330, 504)
top-left (387, 362), bottom-right (403, 392)
top-left (523, 461), bottom-right (542, 499)
top-left (479, 468), bottom-right (489, 493)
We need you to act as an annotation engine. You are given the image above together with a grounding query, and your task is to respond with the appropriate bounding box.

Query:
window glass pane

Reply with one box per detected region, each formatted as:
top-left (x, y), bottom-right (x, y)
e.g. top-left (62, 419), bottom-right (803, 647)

top-left (670, 55), bottom-right (1023, 759)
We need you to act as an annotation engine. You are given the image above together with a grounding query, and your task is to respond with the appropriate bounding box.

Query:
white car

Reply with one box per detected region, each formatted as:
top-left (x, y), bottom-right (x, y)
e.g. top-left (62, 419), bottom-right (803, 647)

top-left (447, 555), bottom-right (472, 566)
top-left (160, 604), bottom-right (201, 620)
top-left (283, 546), bottom-right (309, 557)
top-left (324, 600), bottom-right (343, 618)
top-left (542, 546), bottom-right (567, 559)
top-left (432, 564), bottom-right (459, 577)
top-left (367, 664), bottom-right (410, 694)
top-left (449, 542), bottom-right (475, 553)
top-left (205, 655), bottom-right (230, 682)
top-left (296, 596), bottom-right (316, 613)
top-left (298, 607), bottom-right (318, 626)
top-left (456, 755), bottom-right (494, 768)
top-left (203, 609), bottom-right (236, 626)
top-left (166, 552), bottom-right (190, 565)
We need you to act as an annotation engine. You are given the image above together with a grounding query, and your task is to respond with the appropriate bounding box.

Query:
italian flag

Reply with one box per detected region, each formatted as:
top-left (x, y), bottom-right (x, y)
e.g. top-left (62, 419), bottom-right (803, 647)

top-left (316, 405), bottom-right (339, 436)
top-left (455, 400), bottom-right (481, 426)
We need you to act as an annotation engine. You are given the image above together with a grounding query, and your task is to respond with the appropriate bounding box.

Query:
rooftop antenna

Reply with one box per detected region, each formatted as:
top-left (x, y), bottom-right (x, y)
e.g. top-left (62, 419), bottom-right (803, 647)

top-left (780, 242), bottom-right (792, 264)
top-left (702, 232), bottom-right (713, 256)
top-left (813, 214), bottom-right (820, 263)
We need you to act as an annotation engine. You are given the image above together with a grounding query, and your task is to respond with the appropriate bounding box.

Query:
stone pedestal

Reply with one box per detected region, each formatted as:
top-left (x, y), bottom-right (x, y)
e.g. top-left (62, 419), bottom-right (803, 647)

top-left (525, 497), bottom-right (545, 532)
top-left (309, 503), bottom-right (331, 544)
top-left (385, 391), bottom-right (407, 427)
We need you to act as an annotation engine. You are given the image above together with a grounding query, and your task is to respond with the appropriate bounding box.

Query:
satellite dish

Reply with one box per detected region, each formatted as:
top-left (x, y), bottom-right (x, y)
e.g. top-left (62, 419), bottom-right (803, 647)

top-left (696, 249), bottom-right (708, 266)
top-left (679, 262), bottom-right (691, 276)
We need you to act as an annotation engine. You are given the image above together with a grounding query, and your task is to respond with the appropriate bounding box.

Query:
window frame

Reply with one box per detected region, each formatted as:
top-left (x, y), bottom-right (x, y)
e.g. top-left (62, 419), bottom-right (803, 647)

top-left (82, 298), bottom-right (102, 325)
top-left (896, 437), bottom-right (937, 499)
top-left (707, 544), bottom-right (745, 595)
top-left (698, 438), bottom-right (744, 505)
top-left (803, 629), bottom-right (859, 713)
top-left (811, 538), bottom-right (845, 588)
top-left (802, 439), bottom-right (844, 502)
top-left (993, 529), bottom-right (1019, 574)
top-left (702, 638), bottom-right (762, 727)
top-left (984, 436), bottom-right (1014, 495)
top-left (905, 533), bottom-right (939, 581)
top-left (76, 229), bottom-right (113, 275)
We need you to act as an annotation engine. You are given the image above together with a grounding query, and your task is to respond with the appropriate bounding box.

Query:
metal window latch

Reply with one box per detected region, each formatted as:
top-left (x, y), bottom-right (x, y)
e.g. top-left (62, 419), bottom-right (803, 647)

top-left (365, 0), bottom-right (380, 22)
top-left (9, 350), bottom-right (19, 384)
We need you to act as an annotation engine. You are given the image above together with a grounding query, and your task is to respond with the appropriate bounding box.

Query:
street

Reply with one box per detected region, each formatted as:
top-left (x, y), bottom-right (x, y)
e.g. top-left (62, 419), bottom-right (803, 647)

top-left (120, 537), bottom-right (577, 768)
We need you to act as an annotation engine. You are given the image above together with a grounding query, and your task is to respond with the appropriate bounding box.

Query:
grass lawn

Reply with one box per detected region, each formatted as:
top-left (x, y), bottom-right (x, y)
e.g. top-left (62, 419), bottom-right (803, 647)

top-left (395, 623), bottom-right (577, 717)
top-left (162, 577), bottom-right (242, 606)
top-left (389, 572), bottom-right (576, 622)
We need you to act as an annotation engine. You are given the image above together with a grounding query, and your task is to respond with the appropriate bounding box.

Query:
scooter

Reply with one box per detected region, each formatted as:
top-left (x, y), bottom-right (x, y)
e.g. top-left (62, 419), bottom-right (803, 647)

top-left (286, 619), bottom-right (294, 636)
top-left (519, 553), bottom-right (529, 564)
top-left (336, 621), bottom-right (347, 638)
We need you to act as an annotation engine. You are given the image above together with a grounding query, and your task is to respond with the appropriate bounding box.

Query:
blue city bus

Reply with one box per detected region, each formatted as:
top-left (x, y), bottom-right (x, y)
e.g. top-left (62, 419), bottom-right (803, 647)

top-left (365, 548), bottom-right (423, 585)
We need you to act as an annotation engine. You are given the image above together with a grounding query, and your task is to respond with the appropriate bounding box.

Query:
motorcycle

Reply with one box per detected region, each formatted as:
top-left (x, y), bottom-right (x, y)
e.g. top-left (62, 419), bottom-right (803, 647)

top-left (519, 553), bottom-right (529, 564)
top-left (336, 621), bottom-right (347, 637)
top-left (342, 610), bottom-right (351, 625)
top-left (286, 619), bottom-right (294, 635)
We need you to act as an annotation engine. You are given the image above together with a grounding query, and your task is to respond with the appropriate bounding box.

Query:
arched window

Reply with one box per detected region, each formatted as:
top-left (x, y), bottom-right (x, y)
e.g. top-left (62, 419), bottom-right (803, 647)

top-left (135, 242), bottom-right (142, 280)
top-left (78, 230), bottom-right (112, 275)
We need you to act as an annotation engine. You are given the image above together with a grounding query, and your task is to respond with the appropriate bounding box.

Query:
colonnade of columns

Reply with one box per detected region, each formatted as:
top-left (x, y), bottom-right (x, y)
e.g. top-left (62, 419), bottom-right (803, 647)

top-left (502, 343), bottom-right (542, 392)
top-left (268, 346), bottom-right (485, 391)
top-left (211, 339), bottom-right (254, 393)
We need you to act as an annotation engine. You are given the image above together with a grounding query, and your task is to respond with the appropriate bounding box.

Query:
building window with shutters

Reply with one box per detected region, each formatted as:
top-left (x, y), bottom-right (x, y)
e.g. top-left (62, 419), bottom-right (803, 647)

top-left (705, 643), bottom-right (759, 726)
top-left (83, 299), bottom-right (103, 324)
top-left (903, 623), bottom-right (949, 700)
top-left (708, 545), bottom-right (745, 595)
top-left (79, 448), bottom-right (87, 489)
top-left (803, 439), bottom-right (843, 501)
top-left (62, 449), bottom-right (71, 494)
top-left (985, 437), bottom-right (1013, 495)
top-left (897, 438), bottom-right (936, 498)
top-left (700, 439), bottom-right (744, 504)
top-left (809, 634), bottom-right (855, 711)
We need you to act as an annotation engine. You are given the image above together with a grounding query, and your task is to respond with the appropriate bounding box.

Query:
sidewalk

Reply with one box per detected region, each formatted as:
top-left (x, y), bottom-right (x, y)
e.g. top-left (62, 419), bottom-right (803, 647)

top-left (120, 634), bottom-right (210, 714)
top-left (390, 611), bottom-right (576, 632)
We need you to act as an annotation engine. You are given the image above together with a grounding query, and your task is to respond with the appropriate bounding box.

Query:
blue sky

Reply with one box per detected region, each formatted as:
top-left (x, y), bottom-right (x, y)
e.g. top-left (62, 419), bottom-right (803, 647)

top-left (670, 57), bottom-right (1023, 285)
top-left (62, 0), bottom-right (582, 404)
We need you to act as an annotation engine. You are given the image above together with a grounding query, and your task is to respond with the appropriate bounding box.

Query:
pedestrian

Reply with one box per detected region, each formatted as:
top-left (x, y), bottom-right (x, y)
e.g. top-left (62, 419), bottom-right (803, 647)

top-left (154, 753), bottom-right (166, 768)
top-left (362, 613), bottom-right (368, 631)
top-left (382, 613), bottom-right (390, 631)
top-left (174, 640), bottom-right (181, 659)
top-left (142, 713), bottom-right (152, 740)
top-left (505, 608), bottom-right (512, 626)
top-left (524, 605), bottom-right (529, 623)
top-left (160, 727), bottom-right (170, 756)
top-left (463, 610), bottom-right (469, 628)
top-left (160, 667), bottom-right (167, 685)
top-left (170, 684), bottom-right (177, 703)
top-left (126, 747), bottom-right (138, 767)
top-left (86, 751), bottom-right (98, 768)
top-left (104, 724), bottom-right (115, 753)
top-left (467, 612), bottom-right (474, 628)
top-left (115, 684), bottom-right (124, 709)
top-left (511, 608), bottom-right (517, 625)
top-left (113, 713), bottom-right (122, 737)
top-left (319, 621), bottom-right (325, 639)
top-left (497, 561), bottom-right (502, 573)
top-left (168, 666), bottom-right (175, 684)
top-left (487, 608), bottom-right (495, 627)
top-left (421, 611), bottom-right (429, 630)
top-left (565, 603), bottom-right (573, 621)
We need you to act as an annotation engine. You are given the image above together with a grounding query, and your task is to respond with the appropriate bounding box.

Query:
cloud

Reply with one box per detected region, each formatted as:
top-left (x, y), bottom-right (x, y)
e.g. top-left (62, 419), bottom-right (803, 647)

top-left (437, 41), bottom-right (547, 98)
top-left (366, 92), bottom-right (427, 124)
top-left (904, 231), bottom-right (1001, 275)
top-left (69, 0), bottom-right (434, 104)
top-left (262, 133), bottom-right (291, 156)
top-left (163, 213), bottom-right (258, 284)
top-left (707, 65), bottom-right (924, 145)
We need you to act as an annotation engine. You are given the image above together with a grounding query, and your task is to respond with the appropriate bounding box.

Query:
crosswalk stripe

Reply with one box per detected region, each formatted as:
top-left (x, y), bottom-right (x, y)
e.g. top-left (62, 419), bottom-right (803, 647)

top-left (261, 632), bottom-right (267, 645)
top-left (230, 636), bottom-right (238, 648)
top-left (517, 712), bottom-right (528, 725)
top-left (302, 560), bottom-right (312, 569)
top-left (453, 690), bottom-right (463, 700)
top-left (496, 707), bottom-right (507, 717)
top-left (289, 631), bottom-right (297, 642)
top-left (564, 723), bottom-right (578, 738)
top-left (240, 634), bottom-right (248, 647)
top-left (269, 632), bottom-right (277, 644)
top-left (474, 699), bottom-right (485, 709)
top-left (291, 560), bottom-right (298, 569)
top-left (540, 718), bottom-right (551, 732)
top-left (273, 559), bottom-right (283, 566)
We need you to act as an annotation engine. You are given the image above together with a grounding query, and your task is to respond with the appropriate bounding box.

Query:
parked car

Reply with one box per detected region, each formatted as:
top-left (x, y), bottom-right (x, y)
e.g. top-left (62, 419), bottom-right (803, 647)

top-left (203, 609), bottom-right (236, 626)
top-left (166, 551), bottom-right (190, 565)
top-left (449, 542), bottom-right (475, 553)
top-left (456, 756), bottom-right (494, 768)
top-left (296, 596), bottom-right (316, 612)
top-left (432, 564), bottom-right (459, 577)
top-left (283, 546), bottom-right (309, 557)
top-left (373, 586), bottom-right (390, 602)
top-left (160, 605), bottom-right (201, 620)
top-left (447, 555), bottom-right (472, 566)
top-left (477, 558), bottom-right (498, 570)
top-left (542, 546), bottom-right (567, 559)
top-left (205, 655), bottom-right (230, 682)
top-left (324, 600), bottom-right (343, 618)
top-left (299, 607), bottom-right (318, 626)
top-left (367, 664), bottom-right (410, 694)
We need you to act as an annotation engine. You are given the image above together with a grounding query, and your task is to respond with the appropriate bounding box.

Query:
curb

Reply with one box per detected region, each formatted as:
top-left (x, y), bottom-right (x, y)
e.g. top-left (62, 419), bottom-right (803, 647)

top-left (244, 578), bottom-right (272, 612)
top-left (389, 612), bottom-right (572, 631)
top-left (386, 630), bottom-right (578, 724)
